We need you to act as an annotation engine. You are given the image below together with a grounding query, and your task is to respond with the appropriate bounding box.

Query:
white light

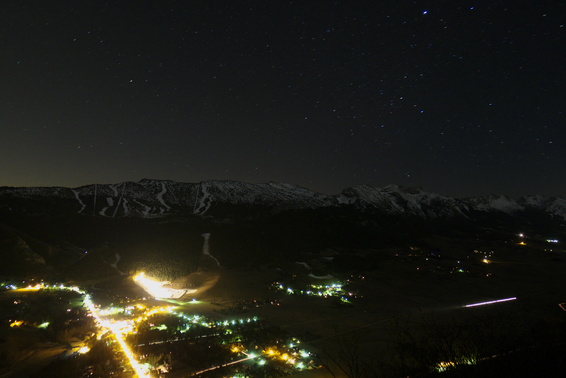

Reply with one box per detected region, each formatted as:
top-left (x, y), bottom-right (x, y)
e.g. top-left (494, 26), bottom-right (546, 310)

top-left (465, 297), bottom-right (516, 308)
top-left (133, 272), bottom-right (191, 299)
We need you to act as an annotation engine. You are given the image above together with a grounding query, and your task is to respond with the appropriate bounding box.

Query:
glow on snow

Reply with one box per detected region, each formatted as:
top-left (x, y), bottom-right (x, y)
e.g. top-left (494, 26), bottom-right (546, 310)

top-left (133, 272), bottom-right (191, 299)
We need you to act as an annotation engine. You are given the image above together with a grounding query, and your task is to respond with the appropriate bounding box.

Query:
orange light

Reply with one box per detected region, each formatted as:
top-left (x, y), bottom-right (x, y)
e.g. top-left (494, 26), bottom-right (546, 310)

top-left (10, 320), bottom-right (24, 328)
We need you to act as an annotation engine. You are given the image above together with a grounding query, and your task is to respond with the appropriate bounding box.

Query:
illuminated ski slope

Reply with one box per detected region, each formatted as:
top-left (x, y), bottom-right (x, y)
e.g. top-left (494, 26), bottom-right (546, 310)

top-left (133, 272), bottom-right (194, 299)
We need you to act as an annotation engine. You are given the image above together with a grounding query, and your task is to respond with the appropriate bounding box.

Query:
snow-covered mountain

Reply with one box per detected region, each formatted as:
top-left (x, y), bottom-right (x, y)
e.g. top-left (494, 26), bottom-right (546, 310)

top-left (464, 195), bottom-right (524, 214)
top-left (0, 179), bottom-right (332, 218)
top-left (338, 185), bottom-right (470, 218)
top-left (518, 195), bottom-right (566, 220)
top-left (0, 179), bottom-right (565, 221)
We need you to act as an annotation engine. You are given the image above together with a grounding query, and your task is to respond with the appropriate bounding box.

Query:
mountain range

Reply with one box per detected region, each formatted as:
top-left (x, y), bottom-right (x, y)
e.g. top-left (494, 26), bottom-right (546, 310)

top-left (1, 179), bottom-right (565, 221)
top-left (1, 179), bottom-right (564, 281)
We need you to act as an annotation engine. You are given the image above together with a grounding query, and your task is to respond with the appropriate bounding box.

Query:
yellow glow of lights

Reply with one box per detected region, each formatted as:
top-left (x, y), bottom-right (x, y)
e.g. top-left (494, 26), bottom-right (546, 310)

top-left (4, 282), bottom-right (318, 375)
top-left (148, 305), bottom-right (174, 315)
top-left (84, 296), bottom-right (150, 378)
top-left (133, 272), bottom-right (189, 299)
top-left (10, 320), bottom-right (24, 328)
top-left (99, 307), bottom-right (123, 316)
top-left (113, 330), bottom-right (150, 378)
top-left (482, 258), bottom-right (490, 264)
top-left (436, 358), bottom-right (476, 372)
top-left (133, 272), bottom-right (169, 298)
top-left (108, 319), bottom-right (135, 335)
top-left (437, 361), bottom-right (456, 372)
top-left (518, 241), bottom-right (526, 246)
top-left (16, 284), bottom-right (44, 291)
top-left (4, 283), bottom-right (164, 378)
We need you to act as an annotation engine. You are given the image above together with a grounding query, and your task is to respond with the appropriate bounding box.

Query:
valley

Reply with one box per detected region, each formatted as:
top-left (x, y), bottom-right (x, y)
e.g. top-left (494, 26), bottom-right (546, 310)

top-left (0, 180), bottom-right (565, 377)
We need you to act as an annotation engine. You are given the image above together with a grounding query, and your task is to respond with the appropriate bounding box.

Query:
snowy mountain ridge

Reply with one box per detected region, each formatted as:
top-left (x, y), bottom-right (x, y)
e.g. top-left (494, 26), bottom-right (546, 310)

top-left (1, 179), bottom-right (565, 220)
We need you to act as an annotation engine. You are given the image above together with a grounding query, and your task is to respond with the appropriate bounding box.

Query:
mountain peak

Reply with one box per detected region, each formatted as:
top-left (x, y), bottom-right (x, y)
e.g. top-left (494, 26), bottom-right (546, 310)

top-left (1, 180), bottom-right (564, 220)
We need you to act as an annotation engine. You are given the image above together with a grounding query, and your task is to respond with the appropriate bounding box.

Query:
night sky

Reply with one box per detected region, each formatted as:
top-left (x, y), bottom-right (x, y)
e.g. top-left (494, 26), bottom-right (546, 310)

top-left (1, 1), bottom-right (564, 197)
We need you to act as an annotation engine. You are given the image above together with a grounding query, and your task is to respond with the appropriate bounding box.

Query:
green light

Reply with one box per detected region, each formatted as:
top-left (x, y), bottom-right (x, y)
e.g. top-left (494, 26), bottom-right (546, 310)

top-left (150, 324), bottom-right (167, 331)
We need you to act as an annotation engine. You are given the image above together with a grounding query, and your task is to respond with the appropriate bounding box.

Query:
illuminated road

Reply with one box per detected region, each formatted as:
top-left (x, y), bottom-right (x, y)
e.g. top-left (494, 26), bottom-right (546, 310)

top-left (189, 355), bottom-right (256, 376)
top-left (83, 294), bottom-right (152, 378)
top-left (3, 284), bottom-right (151, 377)
top-left (464, 297), bottom-right (517, 308)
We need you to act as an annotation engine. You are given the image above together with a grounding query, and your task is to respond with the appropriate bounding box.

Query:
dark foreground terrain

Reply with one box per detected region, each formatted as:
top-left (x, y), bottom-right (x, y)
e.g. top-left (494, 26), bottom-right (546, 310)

top-left (1, 181), bottom-right (565, 376)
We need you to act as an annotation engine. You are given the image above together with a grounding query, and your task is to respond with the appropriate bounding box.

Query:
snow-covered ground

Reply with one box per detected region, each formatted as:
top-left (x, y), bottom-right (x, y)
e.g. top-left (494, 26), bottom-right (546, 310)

top-left (201, 233), bottom-right (221, 268)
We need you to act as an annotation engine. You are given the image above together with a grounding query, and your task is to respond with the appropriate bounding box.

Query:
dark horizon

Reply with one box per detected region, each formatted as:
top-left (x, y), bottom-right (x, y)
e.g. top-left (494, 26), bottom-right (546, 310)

top-left (3, 176), bottom-right (565, 200)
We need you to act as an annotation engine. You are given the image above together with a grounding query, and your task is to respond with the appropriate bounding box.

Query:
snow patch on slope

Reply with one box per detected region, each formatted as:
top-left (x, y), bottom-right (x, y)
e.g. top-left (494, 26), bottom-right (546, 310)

top-left (202, 233), bottom-right (220, 267)
top-left (133, 199), bottom-right (152, 218)
top-left (109, 184), bottom-right (119, 197)
top-left (3, 179), bottom-right (564, 221)
top-left (519, 196), bottom-right (566, 220)
top-left (308, 273), bottom-right (334, 280)
top-left (99, 197), bottom-right (114, 216)
top-left (112, 184), bottom-right (126, 218)
top-left (72, 189), bottom-right (86, 214)
top-left (466, 195), bottom-right (523, 214)
top-left (339, 184), bottom-right (469, 218)
top-left (104, 253), bottom-right (125, 274)
top-left (545, 198), bottom-right (566, 220)
top-left (194, 183), bottom-right (212, 215)
top-left (156, 182), bottom-right (170, 210)
top-left (122, 198), bottom-right (130, 216)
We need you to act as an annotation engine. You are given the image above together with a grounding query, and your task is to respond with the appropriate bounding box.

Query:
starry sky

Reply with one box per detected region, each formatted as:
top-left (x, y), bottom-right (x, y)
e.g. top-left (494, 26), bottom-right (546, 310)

top-left (1, 1), bottom-right (564, 198)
